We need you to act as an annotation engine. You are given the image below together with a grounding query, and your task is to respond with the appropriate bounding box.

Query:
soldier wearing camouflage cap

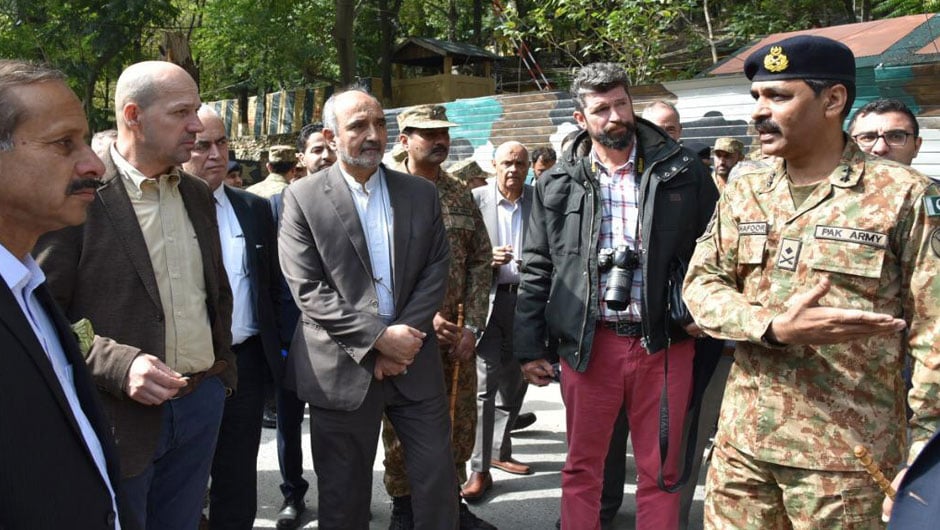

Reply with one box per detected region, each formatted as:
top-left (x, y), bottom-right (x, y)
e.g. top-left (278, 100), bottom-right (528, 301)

top-left (711, 137), bottom-right (744, 189)
top-left (382, 104), bottom-right (495, 529)
top-left (245, 145), bottom-right (297, 198)
top-left (683, 34), bottom-right (940, 528)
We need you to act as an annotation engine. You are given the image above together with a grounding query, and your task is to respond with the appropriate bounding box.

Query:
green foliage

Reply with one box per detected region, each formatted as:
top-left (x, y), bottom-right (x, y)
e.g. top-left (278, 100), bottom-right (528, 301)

top-left (500, 0), bottom-right (694, 84)
top-left (190, 0), bottom-right (338, 100)
top-left (0, 0), bottom-right (177, 128)
top-left (873, 0), bottom-right (940, 17)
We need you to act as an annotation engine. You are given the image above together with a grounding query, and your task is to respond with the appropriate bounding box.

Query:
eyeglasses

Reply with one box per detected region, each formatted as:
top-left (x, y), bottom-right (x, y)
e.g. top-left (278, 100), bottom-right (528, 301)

top-left (852, 130), bottom-right (914, 147)
top-left (192, 137), bottom-right (229, 153)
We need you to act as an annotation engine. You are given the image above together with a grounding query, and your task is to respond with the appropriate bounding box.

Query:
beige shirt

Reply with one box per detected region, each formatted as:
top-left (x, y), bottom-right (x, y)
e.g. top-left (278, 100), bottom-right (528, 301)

top-left (245, 173), bottom-right (289, 199)
top-left (111, 146), bottom-right (214, 374)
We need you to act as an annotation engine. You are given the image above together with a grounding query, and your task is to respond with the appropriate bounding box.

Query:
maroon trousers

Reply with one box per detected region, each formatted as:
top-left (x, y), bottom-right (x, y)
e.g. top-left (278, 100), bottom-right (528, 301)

top-left (560, 327), bottom-right (695, 530)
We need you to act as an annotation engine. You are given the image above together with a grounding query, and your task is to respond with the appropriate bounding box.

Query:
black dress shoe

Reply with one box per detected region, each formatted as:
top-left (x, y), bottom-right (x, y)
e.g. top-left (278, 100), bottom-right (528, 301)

top-left (276, 499), bottom-right (305, 529)
top-left (389, 495), bottom-right (414, 530)
top-left (511, 412), bottom-right (537, 432)
top-left (263, 406), bottom-right (277, 429)
top-left (459, 501), bottom-right (497, 530)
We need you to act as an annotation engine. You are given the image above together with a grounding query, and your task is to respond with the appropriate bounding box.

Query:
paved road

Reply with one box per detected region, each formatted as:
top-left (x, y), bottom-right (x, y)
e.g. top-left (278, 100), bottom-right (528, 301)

top-left (248, 382), bottom-right (706, 529)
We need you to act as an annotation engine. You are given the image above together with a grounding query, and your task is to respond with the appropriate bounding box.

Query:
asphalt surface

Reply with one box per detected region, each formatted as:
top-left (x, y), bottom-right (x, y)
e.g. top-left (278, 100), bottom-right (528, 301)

top-left (248, 382), bottom-right (707, 529)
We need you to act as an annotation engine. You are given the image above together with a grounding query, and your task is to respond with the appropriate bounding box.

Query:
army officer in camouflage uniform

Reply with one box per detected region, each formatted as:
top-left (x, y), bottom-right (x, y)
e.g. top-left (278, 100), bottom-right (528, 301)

top-left (381, 104), bottom-right (494, 530)
top-left (683, 35), bottom-right (940, 529)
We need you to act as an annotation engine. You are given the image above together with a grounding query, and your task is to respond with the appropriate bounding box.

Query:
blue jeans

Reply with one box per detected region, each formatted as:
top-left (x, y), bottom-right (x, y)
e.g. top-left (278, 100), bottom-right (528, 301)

top-left (122, 375), bottom-right (226, 530)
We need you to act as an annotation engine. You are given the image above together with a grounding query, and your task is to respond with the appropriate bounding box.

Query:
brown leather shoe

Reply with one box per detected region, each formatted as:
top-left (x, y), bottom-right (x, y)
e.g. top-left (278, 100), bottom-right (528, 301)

top-left (461, 471), bottom-right (493, 501)
top-left (491, 457), bottom-right (532, 475)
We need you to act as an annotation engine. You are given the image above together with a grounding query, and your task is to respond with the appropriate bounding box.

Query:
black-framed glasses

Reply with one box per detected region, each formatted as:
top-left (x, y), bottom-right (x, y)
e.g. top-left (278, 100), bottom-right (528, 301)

top-left (852, 130), bottom-right (914, 147)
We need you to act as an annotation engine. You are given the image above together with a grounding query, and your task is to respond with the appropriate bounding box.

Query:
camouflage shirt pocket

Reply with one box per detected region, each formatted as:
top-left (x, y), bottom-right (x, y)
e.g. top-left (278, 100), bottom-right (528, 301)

top-left (807, 239), bottom-right (886, 310)
top-left (737, 235), bottom-right (767, 264)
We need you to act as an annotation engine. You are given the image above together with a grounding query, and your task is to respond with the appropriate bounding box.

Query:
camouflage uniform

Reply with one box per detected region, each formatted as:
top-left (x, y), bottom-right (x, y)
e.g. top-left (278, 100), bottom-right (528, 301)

top-left (244, 172), bottom-right (289, 199)
top-left (683, 140), bottom-right (940, 528)
top-left (382, 163), bottom-right (492, 495)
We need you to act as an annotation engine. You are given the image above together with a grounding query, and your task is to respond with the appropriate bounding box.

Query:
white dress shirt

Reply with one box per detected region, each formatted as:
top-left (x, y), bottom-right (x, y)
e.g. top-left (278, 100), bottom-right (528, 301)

top-left (0, 244), bottom-right (120, 528)
top-left (214, 185), bottom-right (258, 345)
top-left (495, 189), bottom-right (523, 285)
top-left (341, 166), bottom-right (395, 323)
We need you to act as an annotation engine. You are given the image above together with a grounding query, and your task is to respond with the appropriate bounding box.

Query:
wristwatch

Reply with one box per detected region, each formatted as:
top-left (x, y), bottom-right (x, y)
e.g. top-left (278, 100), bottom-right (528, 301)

top-left (465, 325), bottom-right (484, 340)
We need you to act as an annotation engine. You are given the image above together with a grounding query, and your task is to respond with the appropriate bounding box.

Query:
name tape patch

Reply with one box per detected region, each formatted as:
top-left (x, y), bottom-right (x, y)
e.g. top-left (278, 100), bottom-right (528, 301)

top-left (925, 196), bottom-right (940, 217)
top-left (739, 222), bottom-right (769, 236)
top-left (814, 225), bottom-right (887, 249)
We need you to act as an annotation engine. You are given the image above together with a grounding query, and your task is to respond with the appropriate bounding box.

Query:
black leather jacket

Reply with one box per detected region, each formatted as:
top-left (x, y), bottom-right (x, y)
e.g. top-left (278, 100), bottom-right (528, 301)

top-left (514, 119), bottom-right (718, 372)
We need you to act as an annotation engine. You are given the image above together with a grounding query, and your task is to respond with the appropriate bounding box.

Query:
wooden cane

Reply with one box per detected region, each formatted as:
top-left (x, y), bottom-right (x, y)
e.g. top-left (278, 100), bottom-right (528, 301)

top-left (853, 444), bottom-right (896, 500)
top-left (449, 304), bottom-right (464, 425)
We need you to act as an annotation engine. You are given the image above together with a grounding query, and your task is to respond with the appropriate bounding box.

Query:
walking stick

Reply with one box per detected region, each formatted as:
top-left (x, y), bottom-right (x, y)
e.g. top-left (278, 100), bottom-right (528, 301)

top-left (449, 304), bottom-right (464, 425)
top-left (854, 444), bottom-right (896, 500)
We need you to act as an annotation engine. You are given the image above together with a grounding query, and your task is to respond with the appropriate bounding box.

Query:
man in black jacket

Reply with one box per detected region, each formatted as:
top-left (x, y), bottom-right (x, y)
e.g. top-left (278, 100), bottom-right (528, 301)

top-left (0, 59), bottom-right (126, 529)
top-left (514, 62), bottom-right (718, 530)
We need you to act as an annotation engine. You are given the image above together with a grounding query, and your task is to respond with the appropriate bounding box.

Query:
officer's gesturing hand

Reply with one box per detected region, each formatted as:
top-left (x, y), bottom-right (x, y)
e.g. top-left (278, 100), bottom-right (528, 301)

top-left (766, 278), bottom-right (907, 345)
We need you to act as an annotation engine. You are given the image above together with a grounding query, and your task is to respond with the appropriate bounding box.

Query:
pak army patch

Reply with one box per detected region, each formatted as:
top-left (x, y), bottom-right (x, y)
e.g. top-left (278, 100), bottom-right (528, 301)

top-left (931, 228), bottom-right (940, 258)
top-left (776, 238), bottom-right (802, 271)
top-left (925, 195), bottom-right (940, 217)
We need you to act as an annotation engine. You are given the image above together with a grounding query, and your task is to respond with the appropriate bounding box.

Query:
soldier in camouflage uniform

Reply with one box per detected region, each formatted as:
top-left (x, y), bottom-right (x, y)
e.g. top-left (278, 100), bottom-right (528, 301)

top-left (683, 35), bottom-right (940, 529)
top-left (245, 145), bottom-right (297, 198)
top-left (381, 104), bottom-right (494, 530)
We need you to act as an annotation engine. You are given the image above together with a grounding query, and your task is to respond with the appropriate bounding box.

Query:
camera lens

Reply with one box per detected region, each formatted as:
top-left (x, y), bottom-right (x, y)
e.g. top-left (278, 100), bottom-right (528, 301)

top-left (604, 266), bottom-right (632, 311)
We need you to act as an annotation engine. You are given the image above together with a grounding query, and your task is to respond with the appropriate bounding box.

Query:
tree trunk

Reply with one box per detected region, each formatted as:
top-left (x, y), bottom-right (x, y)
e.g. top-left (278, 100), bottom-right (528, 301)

top-left (335, 0), bottom-right (357, 86)
top-left (703, 0), bottom-right (717, 64)
top-left (473, 0), bottom-right (483, 46)
top-left (379, 0), bottom-right (403, 106)
top-left (448, 0), bottom-right (458, 42)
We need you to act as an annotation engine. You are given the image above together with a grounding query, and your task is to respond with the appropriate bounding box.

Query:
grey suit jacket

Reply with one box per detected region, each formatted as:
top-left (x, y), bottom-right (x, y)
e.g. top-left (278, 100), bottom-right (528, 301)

top-left (471, 178), bottom-right (533, 319)
top-left (34, 151), bottom-right (236, 477)
top-left (278, 164), bottom-right (450, 411)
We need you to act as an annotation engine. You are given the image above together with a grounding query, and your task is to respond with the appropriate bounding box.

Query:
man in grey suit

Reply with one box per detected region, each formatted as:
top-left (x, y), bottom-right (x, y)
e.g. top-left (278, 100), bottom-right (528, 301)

top-left (35, 61), bottom-right (236, 530)
top-left (278, 88), bottom-right (457, 530)
top-left (462, 142), bottom-right (535, 501)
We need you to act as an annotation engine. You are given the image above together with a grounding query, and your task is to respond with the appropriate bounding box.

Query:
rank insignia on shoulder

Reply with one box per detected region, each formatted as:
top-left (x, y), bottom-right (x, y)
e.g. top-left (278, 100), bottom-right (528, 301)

top-left (924, 195), bottom-right (940, 217)
top-left (763, 46), bottom-right (789, 73)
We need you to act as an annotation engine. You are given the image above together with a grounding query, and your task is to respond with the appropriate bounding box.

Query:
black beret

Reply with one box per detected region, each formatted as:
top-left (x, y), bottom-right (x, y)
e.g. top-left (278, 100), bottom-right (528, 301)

top-left (744, 35), bottom-right (855, 86)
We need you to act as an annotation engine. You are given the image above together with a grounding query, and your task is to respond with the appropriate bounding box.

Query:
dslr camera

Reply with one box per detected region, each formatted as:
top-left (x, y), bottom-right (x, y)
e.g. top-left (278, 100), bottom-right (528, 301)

top-left (598, 246), bottom-right (640, 311)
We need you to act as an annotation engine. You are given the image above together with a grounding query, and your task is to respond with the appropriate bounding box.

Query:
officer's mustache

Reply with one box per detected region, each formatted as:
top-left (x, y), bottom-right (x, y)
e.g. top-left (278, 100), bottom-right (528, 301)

top-left (754, 118), bottom-right (781, 135)
top-left (431, 145), bottom-right (448, 155)
top-left (67, 177), bottom-right (104, 194)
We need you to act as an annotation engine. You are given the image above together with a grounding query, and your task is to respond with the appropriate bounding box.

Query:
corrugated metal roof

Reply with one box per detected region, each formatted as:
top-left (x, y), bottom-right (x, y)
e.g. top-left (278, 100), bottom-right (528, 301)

top-left (392, 37), bottom-right (501, 64)
top-left (707, 14), bottom-right (939, 76)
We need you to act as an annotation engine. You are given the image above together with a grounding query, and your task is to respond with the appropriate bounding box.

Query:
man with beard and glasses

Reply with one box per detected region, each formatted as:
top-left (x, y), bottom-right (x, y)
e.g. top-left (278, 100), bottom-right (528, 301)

top-left (383, 104), bottom-right (494, 530)
top-left (514, 62), bottom-right (717, 529)
top-left (278, 88), bottom-right (458, 529)
top-left (683, 36), bottom-right (940, 528)
top-left (35, 61), bottom-right (236, 530)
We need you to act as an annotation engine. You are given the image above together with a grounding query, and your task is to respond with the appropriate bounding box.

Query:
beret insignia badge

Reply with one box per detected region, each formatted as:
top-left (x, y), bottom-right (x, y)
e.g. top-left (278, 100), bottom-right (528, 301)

top-left (763, 46), bottom-right (789, 73)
